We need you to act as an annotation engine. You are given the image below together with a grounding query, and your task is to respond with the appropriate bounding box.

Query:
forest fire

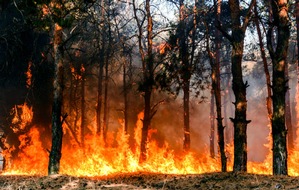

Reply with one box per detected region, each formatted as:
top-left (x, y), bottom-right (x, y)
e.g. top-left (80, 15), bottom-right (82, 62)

top-left (2, 0), bottom-right (299, 189)
top-left (1, 103), bottom-right (299, 177)
top-left (1, 108), bottom-right (221, 176)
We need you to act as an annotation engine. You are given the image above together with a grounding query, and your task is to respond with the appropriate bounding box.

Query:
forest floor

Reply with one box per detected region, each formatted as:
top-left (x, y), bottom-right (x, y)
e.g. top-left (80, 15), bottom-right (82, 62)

top-left (0, 172), bottom-right (299, 189)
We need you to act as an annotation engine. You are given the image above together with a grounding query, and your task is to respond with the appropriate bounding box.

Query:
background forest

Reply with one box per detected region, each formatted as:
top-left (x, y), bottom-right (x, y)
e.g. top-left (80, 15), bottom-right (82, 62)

top-left (0, 0), bottom-right (298, 176)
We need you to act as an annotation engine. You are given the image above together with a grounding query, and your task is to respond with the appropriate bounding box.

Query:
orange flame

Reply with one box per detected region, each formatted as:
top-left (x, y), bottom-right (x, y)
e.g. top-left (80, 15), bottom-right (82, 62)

top-left (25, 62), bottom-right (32, 88)
top-left (3, 104), bottom-right (299, 177)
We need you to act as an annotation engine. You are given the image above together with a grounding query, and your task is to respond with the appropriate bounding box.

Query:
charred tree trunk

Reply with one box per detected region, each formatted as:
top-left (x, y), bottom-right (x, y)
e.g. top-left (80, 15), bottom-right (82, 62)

top-left (48, 23), bottom-right (64, 175)
top-left (183, 80), bottom-right (190, 151)
top-left (123, 61), bottom-right (129, 134)
top-left (96, 0), bottom-right (106, 136)
top-left (80, 67), bottom-right (85, 149)
top-left (103, 56), bottom-right (109, 143)
top-left (267, 0), bottom-right (289, 176)
top-left (206, 20), bottom-right (227, 170)
top-left (140, 89), bottom-right (152, 162)
top-left (103, 18), bottom-right (113, 143)
top-left (133, 0), bottom-right (154, 163)
top-left (179, 0), bottom-right (191, 151)
top-left (213, 0), bottom-right (226, 172)
top-left (210, 90), bottom-right (215, 158)
top-left (96, 63), bottom-right (103, 136)
top-left (219, 0), bottom-right (255, 172)
top-left (230, 42), bottom-right (249, 172)
top-left (2, 157), bottom-right (6, 171)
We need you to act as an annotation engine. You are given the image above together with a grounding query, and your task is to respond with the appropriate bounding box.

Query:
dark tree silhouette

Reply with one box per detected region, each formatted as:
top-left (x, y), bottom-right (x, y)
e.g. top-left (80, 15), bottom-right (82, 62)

top-left (217, 0), bottom-right (255, 172)
top-left (267, 0), bottom-right (290, 176)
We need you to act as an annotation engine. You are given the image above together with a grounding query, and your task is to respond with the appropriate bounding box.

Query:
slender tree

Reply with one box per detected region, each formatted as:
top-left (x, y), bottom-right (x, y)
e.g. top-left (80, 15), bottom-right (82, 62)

top-left (267, 0), bottom-right (290, 175)
top-left (179, 0), bottom-right (192, 151)
top-left (48, 22), bottom-right (64, 175)
top-left (96, 0), bottom-right (106, 136)
top-left (205, 0), bottom-right (226, 171)
top-left (132, 0), bottom-right (155, 162)
top-left (80, 65), bottom-right (86, 149)
top-left (209, 90), bottom-right (215, 158)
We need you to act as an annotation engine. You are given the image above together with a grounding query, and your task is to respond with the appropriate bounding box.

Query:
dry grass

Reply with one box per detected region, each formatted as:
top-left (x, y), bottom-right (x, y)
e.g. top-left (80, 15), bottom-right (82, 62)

top-left (0, 172), bottom-right (299, 189)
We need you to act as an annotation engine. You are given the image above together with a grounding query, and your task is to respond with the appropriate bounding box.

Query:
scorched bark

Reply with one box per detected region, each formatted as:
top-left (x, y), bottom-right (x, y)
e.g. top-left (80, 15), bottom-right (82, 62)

top-left (48, 23), bottom-right (64, 175)
top-left (217, 0), bottom-right (255, 172)
top-left (267, 0), bottom-right (290, 175)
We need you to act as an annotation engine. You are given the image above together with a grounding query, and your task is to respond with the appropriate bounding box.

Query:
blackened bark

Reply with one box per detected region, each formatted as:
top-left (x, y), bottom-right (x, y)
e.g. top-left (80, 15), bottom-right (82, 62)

top-left (230, 42), bottom-right (249, 172)
top-left (103, 19), bottom-right (112, 143)
top-left (267, 0), bottom-right (289, 175)
top-left (183, 81), bottom-right (190, 151)
top-left (225, 0), bottom-right (254, 172)
top-left (103, 55), bottom-right (109, 143)
top-left (123, 63), bottom-right (128, 133)
top-left (80, 68), bottom-right (85, 149)
top-left (96, 0), bottom-right (105, 136)
top-left (214, 0), bottom-right (226, 172)
top-left (96, 62), bottom-right (103, 135)
top-left (140, 90), bottom-right (151, 162)
top-left (48, 23), bottom-right (64, 175)
top-left (179, 0), bottom-right (191, 151)
top-left (210, 90), bottom-right (215, 158)
top-left (137, 0), bottom-right (154, 163)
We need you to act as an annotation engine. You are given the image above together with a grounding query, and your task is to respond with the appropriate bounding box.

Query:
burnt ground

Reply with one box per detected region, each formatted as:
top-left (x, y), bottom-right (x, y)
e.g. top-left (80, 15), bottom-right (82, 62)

top-left (0, 172), bottom-right (299, 189)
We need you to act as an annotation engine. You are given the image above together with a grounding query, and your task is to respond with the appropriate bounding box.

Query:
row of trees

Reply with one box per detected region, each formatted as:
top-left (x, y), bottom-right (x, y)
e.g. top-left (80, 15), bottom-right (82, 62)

top-left (0, 0), bottom-right (296, 176)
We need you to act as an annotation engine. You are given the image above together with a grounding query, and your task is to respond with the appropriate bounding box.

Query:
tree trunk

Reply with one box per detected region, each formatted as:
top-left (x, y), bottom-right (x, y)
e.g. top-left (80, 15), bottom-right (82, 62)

top-left (183, 81), bottom-right (190, 151)
top-left (123, 61), bottom-right (129, 134)
top-left (218, 0), bottom-right (254, 172)
top-left (178, 0), bottom-right (191, 151)
top-left (231, 42), bottom-right (249, 172)
top-left (224, 0), bottom-right (254, 172)
top-left (214, 0), bottom-right (226, 172)
top-left (80, 67), bottom-right (85, 149)
top-left (267, 0), bottom-right (289, 175)
top-left (138, 0), bottom-right (154, 163)
top-left (210, 90), bottom-right (215, 158)
top-left (48, 23), bottom-right (64, 175)
top-left (103, 55), bottom-right (109, 143)
top-left (140, 90), bottom-right (151, 162)
top-left (2, 157), bottom-right (6, 171)
top-left (96, 62), bottom-right (103, 136)
top-left (96, 0), bottom-right (106, 136)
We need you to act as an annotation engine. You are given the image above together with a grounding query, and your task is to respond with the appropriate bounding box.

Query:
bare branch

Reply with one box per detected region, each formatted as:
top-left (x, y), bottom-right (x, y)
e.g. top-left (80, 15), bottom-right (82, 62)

top-left (241, 0), bottom-right (256, 32)
top-left (215, 19), bottom-right (233, 42)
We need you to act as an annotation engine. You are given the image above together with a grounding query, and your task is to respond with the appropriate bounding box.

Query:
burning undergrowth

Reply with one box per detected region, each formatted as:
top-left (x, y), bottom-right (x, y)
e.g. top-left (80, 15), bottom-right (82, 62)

top-left (2, 102), bottom-right (299, 177)
top-left (1, 104), bottom-right (221, 176)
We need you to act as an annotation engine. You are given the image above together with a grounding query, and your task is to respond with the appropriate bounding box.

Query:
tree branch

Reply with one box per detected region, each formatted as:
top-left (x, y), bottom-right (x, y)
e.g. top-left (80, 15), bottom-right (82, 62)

top-left (215, 19), bottom-right (233, 42)
top-left (242, 0), bottom-right (256, 32)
